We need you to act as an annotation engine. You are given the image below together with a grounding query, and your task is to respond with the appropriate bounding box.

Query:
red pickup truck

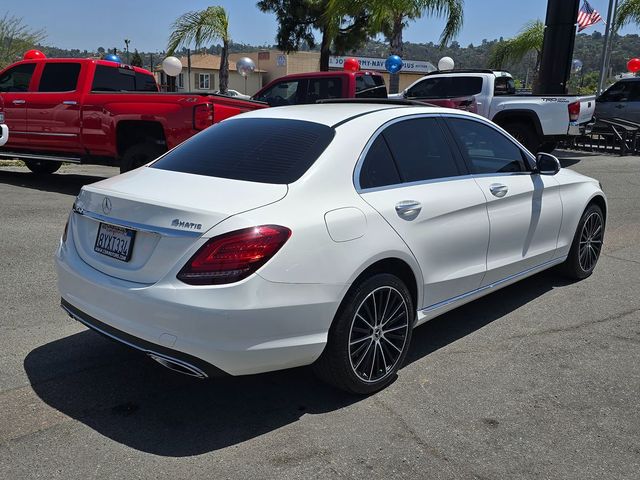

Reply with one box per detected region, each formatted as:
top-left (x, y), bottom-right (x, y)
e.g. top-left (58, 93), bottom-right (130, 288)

top-left (0, 58), bottom-right (267, 173)
top-left (252, 70), bottom-right (387, 106)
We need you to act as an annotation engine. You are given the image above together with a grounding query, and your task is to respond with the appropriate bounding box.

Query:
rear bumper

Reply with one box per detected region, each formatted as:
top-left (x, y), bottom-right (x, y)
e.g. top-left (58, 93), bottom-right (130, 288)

top-left (56, 237), bottom-right (344, 376)
top-left (0, 124), bottom-right (8, 147)
top-left (568, 120), bottom-right (594, 137)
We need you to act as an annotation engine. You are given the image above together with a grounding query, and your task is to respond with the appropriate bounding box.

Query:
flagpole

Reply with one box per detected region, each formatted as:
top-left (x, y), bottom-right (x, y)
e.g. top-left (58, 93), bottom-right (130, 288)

top-left (598, 0), bottom-right (616, 94)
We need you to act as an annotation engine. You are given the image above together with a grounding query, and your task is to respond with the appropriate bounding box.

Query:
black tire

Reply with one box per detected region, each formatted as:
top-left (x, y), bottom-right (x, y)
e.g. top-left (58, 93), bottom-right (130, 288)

top-left (24, 160), bottom-right (62, 175)
top-left (539, 141), bottom-right (558, 154)
top-left (560, 204), bottom-right (605, 280)
top-left (313, 273), bottom-right (414, 395)
top-left (503, 121), bottom-right (540, 153)
top-left (120, 142), bottom-right (166, 174)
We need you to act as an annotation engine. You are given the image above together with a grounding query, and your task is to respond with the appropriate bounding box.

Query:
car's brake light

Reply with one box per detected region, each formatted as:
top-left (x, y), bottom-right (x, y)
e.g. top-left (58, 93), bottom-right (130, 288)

top-left (177, 225), bottom-right (291, 285)
top-left (568, 101), bottom-right (580, 122)
top-left (193, 103), bottom-right (214, 130)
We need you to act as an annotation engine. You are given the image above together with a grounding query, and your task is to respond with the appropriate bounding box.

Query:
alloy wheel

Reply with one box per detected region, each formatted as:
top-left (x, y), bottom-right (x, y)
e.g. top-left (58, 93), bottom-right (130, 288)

top-left (578, 212), bottom-right (603, 272)
top-left (348, 286), bottom-right (409, 383)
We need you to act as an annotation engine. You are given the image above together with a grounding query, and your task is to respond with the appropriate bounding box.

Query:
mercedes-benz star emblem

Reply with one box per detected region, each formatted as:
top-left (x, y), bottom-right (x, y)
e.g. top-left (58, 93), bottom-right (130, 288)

top-left (102, 197), bottom-right (112, 215)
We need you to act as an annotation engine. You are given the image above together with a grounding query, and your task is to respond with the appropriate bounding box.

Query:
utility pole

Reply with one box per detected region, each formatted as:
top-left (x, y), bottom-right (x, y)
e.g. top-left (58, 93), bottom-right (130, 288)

top-left (124, 39), bottom-right (131, 64)
top-left (598, 0), bottom-right (618, 94)
top-left (537, 0), bottom-right (581, 94)
top-left (187, 48), bottom-right (192, 91)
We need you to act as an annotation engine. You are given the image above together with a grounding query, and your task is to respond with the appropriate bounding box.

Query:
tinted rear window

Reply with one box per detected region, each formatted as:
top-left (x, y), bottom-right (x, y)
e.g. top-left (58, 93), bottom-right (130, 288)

top-left (356, 75), bottom-right (387, 99)
top-left (38, 63), bottom-right (81, 92)
top-left (152, 118), bottom-right (335, 184)
top-left (407, 76), bottom-right (483, 99)
top-left (92, 65), bottom-right (157, 92)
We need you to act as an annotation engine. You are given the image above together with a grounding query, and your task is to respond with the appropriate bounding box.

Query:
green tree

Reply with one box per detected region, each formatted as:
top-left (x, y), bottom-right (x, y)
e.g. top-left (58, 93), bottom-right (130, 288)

top-left (328, 0), bottom-right (465, 93)
top-left (130, 49), bottom-right (143, 67)
top-left (616, 0), bottom-right (640, 30)
top-left (488, 20), bottom-right (544, 88)
top-left (167, 6), bottom-right (231, 93)
top-left (0, 13), bottom-right (46, 68)
top-left (257, 0), bottom-right (371, 71)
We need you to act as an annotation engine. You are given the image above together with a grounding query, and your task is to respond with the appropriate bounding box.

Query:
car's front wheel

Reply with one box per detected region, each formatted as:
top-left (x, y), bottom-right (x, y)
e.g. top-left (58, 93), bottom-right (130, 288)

top-left (561, 203), bottom-right (605, 280)
top-left (24, 160), bottom-right (61, 175)
top-left (314, 273), bottom-right (414, 394)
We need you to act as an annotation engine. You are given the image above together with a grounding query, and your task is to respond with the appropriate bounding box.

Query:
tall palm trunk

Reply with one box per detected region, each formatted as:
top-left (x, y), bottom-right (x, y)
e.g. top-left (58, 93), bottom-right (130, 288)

top-left (531, 50), bottom-right (542, 94)
top-left (389, 16), bottom-right (403, 94)
top-left (320, 26), bottom-right (331, 72)
top-left (219, 39), bottom-right (229, 94)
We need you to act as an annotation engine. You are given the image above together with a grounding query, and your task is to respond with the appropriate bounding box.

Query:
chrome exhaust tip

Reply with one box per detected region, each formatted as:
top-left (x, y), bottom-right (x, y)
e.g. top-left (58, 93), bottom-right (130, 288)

top-left (147, 353), bottom-right (208, 379)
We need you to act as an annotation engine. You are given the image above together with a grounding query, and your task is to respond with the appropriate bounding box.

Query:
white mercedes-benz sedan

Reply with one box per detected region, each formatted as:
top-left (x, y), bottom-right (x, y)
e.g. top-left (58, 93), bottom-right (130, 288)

top-left (56, 102), bottom-right (606, 394)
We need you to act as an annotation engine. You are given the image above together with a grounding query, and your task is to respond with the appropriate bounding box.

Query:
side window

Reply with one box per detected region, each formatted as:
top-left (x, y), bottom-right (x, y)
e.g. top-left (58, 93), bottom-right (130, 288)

top-left (305, 77), bottom-right (342, 103)
top-left (382, 118), bottom-right (461, 182)
top-left (447, 118), bottom-right (527, 174)
top-left (356, 75), bottom-right (387, 99)
top-left (254, 80), bottom-right (302, 106)
top-left (38, 63), bottom-right (81, 92)
top-left (359, 135), bottom-right (401, 189)
top-left (494, 76), bottom-right (516, 95)
top-left (407, 77), bottom-right (482, 99)
top-left (599, 82), bottom-right (633, 103)
top-left (0, 64), bottom-right (36, 92)
top-left (628, 82), bottom-right (640, 102)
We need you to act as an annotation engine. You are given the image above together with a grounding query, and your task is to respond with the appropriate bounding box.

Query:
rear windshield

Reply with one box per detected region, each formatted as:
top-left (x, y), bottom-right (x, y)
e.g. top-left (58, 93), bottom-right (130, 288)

top-left (407, 76), bottom-right (483, 99)
top-left (152, 118), bottom-right (335, 184)
top-left (356, 75), bottom-right (387, 99)
top-left (92, 65), bottom-right (158, 92)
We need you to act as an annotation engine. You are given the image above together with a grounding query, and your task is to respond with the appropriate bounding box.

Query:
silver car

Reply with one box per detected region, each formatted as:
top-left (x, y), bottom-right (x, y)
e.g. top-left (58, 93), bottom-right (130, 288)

top-left (595, 78), bottom-right (640, 123)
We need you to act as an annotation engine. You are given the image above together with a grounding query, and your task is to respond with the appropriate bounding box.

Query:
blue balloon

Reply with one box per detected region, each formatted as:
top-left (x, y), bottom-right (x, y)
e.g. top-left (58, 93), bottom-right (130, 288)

top-left (385, 55), bottom-right (403, 74)
top-left (103, 54), bottom-right (122, 63)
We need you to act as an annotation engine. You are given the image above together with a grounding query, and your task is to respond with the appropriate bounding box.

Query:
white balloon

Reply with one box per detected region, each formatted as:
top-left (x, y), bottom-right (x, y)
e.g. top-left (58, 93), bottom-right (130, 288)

top-left (236, 57), bottom-right (256, 77)
top-left (162, 56), bottom-right (183, 77)
top-left (438, 56), bottom-right (455, 71)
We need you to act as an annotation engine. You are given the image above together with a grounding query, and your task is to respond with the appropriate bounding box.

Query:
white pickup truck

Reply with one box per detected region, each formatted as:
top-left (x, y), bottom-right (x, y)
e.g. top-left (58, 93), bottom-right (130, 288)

top-left (390, 69), bottom-right (595, 153)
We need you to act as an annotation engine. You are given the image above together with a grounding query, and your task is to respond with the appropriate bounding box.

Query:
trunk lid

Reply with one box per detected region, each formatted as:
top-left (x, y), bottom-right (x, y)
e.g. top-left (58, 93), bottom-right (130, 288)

top-left (71, 167), bottom-right (287, 284)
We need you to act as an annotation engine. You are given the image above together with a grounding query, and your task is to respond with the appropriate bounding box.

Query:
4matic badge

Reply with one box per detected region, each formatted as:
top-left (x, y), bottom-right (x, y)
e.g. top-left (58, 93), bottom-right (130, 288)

top-left (171, 219), bottom-right (202, 230)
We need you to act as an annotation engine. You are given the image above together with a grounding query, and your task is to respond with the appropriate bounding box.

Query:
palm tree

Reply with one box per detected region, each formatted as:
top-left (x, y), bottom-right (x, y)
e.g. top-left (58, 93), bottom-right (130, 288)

top-left (489, 20), bottom-right (544, 88)
top-left (167, 6), bottom-right (231, 93)
top-left (328, 0), bottom-right (464, 93)
top-left (616, 0), bottom-right (640, 30)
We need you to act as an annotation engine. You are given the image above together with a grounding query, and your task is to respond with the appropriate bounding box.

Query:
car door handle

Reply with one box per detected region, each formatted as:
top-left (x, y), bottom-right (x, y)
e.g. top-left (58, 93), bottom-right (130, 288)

top-left (12, 100), bottom-right (26, 105)
top-left (62, 100), bottom-right (78, 105)
top-left (395, 200), bottom-right (422, 220)
top-left (489, 183), bottom-right (509, 198)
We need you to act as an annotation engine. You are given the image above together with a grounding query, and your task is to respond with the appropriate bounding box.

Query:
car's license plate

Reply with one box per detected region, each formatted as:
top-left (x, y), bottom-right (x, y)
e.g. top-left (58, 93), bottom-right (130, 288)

top-left (94, 223), bottom-right (136, 262)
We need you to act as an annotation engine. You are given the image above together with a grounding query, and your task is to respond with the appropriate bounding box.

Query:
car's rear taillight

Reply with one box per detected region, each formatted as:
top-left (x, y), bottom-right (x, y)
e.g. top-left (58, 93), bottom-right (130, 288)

top-left (177, 225), bottom-right (291, 285)
top-left (193, 103), bottom-right (214, 130)
top-left (568, 101), bottom-right (580, 122)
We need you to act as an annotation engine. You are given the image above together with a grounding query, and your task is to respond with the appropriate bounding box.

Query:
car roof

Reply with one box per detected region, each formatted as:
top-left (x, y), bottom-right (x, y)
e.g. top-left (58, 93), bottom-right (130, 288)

top-left (226, 103), bottom-right (473, 128)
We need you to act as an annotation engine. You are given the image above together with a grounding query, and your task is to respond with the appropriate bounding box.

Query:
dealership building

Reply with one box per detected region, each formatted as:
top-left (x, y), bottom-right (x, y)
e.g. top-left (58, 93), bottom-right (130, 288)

top-left (157, 50), bottom-right (436, 95)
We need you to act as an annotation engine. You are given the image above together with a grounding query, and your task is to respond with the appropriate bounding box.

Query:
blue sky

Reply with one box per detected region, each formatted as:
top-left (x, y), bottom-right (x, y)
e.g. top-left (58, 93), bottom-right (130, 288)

top-left (6, 1), bottom-right (633, 54)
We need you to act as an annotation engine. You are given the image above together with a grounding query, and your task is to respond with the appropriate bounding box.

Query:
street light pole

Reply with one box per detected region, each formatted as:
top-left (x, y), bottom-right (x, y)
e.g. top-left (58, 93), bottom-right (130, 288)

top-left (598, 0), bottom-right (616, 94)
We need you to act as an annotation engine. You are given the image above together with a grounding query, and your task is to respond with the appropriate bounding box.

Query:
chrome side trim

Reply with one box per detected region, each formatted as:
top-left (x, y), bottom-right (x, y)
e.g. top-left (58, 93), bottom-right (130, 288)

top-left (73, 206), bottom-right (202, 238)
top-left (61, 302), bottom-right (208, 379)
top-left (0, 151), bottom-right (81, 163)
top-left (10, 131), bottom-right (78, 137)
top-left (420, 257), bottom-right (564, 314)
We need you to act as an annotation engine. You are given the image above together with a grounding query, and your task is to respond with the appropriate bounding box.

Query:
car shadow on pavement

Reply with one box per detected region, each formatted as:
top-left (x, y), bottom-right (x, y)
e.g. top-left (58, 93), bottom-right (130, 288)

top-left (24, 270), bottom-right (572, 457)
top-left (0, 169), bottom-right (109, 196)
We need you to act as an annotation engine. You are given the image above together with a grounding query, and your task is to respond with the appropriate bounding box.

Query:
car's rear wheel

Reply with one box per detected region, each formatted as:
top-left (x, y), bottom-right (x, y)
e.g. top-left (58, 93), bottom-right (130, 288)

top-left (561, 204), bottom-right (605, 280)
top-left (503, 121), bottom-right (539, 153)
top-left (24, 160), bottom-right (62, 175)
top-left (313, 273), bottom-right (414, 395)
top-left (120, 142), bottom-right (166, 174)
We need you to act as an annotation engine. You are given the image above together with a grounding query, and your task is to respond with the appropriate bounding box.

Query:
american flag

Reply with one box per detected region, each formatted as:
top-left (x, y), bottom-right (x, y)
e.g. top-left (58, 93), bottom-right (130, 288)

top-left (577, 0), bottom-right (603, 32)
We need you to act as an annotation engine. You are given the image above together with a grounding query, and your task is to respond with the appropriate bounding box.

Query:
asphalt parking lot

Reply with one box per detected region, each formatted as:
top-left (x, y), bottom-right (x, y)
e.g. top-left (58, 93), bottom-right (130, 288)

top-left (0, 153), bottom-right (638, 480)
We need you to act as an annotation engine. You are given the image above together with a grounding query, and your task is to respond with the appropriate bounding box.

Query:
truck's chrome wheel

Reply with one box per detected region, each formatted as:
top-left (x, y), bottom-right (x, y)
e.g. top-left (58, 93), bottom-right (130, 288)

top-left (348, 286), bottom-right (409, 383)
top-left (578, 211), bottom-right (603, 272)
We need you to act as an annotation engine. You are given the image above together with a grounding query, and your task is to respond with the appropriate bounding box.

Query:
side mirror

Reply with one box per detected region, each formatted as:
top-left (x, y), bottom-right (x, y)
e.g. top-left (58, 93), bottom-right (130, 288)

top-left (536, 152), bottom-right (561, 175)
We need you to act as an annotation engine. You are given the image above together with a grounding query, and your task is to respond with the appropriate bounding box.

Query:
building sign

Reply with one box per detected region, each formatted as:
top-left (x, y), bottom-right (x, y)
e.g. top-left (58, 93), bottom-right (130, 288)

top-left (329, 55), bottom-right (436, 74)
top-left (258, 51), bottom-right (270, 61)
top-left (277, 55), bottom-right (287, 67)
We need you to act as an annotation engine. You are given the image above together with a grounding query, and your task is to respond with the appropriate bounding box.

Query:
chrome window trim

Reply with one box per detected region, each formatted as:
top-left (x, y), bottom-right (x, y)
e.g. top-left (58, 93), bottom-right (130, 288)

top-left (72, 206), bottom-right (202, 238)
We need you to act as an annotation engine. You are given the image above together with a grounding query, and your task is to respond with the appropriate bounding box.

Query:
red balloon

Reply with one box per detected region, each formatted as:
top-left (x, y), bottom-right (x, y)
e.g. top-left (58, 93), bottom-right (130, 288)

top-left (343, 57), bottom-right (360, 72)
top-left (628, 58), bottom-right (640, 73)
top-left (23, 49), bottom-right (46, 60)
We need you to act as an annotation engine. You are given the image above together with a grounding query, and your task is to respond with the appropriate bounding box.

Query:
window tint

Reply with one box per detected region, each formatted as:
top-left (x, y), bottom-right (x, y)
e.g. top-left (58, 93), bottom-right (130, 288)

top-left (494, 76), bottom-right (516, 95)
top-left (447, 118), bottom-right (527, 174)
top-left (407, 76), bottom-right (483, 99)
top-left (0, 63), bottom-right (36, 92)
top-left (38, 63), bottom-right (81, 92)
top-left (359, 135), bottom-right (401, 189)
top-left (599, 81), bottom-right (640, 102)
top-left (152, 118), bottom-right (335, 184)
top-left (92, 65), bottom-right (157, 92)
top-left (356, 75), bottom-right (387, 99)
top-left (253, 80), bottom-right (302, 106)
top-left (305, 77), bottom-right (342, 103)
top-left (382, 118), bottom-right (460, 182)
